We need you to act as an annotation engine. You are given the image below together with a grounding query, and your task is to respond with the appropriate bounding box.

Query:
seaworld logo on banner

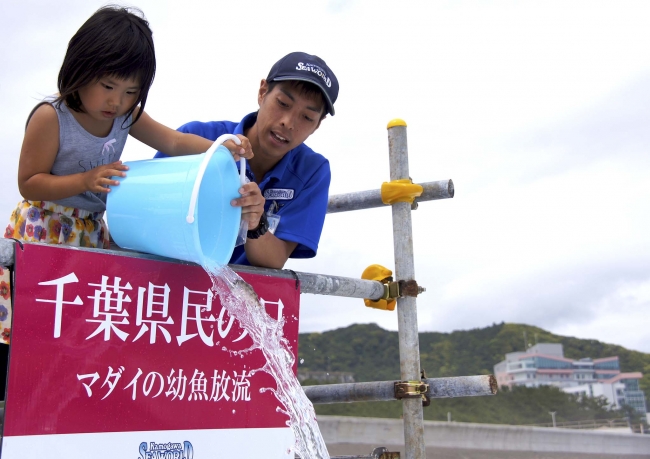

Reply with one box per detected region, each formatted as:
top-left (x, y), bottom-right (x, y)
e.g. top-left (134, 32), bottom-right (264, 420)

top-left (138, 441), bottom-right (194, 459)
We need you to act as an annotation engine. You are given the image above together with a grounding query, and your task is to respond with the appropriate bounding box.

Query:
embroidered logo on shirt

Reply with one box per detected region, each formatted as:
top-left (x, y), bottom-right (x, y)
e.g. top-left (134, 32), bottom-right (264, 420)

top-left (264, 188), bottom-right (294, 200)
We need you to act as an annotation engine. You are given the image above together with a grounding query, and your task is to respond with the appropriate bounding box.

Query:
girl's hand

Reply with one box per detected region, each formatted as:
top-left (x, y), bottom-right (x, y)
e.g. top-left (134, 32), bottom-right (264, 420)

top-left (231, 182), bottom-right (265, 230)
top-left (83, 161), bottom-right (129, 193)
top-left (223, 135), bottom-right (254, 161)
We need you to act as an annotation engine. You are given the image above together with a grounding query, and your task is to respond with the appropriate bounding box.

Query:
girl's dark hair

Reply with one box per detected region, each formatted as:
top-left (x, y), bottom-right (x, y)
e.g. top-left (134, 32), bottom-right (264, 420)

top-left (55, 5), bottom-right (156, 127)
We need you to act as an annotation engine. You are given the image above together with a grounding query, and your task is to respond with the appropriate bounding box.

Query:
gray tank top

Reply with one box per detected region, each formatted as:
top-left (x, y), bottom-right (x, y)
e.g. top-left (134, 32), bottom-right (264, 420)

top-left (43, 100), bottom-right (131, 212)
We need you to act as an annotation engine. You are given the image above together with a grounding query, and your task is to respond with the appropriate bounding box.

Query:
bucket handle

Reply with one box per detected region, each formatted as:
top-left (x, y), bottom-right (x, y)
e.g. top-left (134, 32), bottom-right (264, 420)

top-left (186, 134), bottom-right (244, 224)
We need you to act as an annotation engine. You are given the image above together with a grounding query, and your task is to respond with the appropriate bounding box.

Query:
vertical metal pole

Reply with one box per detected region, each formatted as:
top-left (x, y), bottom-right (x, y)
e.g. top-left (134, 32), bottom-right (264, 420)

top-left (387, 119), bottom-right (425, 459)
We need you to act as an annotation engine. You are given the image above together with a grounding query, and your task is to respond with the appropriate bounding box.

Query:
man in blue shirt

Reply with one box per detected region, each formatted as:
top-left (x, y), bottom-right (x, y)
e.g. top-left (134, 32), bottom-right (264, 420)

top-left (156, 52), bottom-right (339, 269)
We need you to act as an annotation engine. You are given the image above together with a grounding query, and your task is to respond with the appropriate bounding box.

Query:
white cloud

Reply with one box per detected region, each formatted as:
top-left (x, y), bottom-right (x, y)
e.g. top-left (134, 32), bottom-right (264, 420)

top-left (553, 277), bottom-right (650, 353)
top-left (2, 0), bottom-right (650, 351)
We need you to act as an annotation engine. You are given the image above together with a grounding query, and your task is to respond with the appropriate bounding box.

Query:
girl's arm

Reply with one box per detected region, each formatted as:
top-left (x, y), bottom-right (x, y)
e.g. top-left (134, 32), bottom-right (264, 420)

top-left (18, 104), bottom-right (127, 201)
top-left (129, 108), bottom-right (253, 160)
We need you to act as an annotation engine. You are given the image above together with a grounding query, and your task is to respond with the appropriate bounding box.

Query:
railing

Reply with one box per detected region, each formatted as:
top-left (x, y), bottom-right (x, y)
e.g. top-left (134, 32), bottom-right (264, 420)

top-left (280, 120), bottom-right (494, 458)
top-left (0, 120), bottom-right (497, 459)
top-left (292, 120), bottom-right (496, 459)
top-left (525, 417), bottom-right (631, 430)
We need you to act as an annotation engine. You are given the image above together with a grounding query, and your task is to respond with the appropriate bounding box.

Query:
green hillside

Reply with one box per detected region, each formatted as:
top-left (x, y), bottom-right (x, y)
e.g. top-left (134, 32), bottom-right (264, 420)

top-left (297, 322), bottom-right (650, 424)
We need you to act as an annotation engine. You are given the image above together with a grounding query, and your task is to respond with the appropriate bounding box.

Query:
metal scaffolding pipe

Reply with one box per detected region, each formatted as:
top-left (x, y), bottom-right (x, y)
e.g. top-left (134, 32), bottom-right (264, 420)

top-left (329, 447), bottom-right (399, 459)
top-left (426, 375), bottom-right (498, 399)
top-left (303, 375), bottom-right (497, 404)
top-left (232, 264), bottom-right (385, 300)
top-left (327, 180), bottom-right (454, 214)
top-left (388, 122), bottom-right (425, 459)
top-left (0, 239), bottom-right (386, 300)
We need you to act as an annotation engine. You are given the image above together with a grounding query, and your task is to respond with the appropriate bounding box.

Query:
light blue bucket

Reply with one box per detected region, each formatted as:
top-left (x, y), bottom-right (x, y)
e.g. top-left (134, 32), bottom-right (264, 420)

top-left (107, 135), bottom-right (242, 265)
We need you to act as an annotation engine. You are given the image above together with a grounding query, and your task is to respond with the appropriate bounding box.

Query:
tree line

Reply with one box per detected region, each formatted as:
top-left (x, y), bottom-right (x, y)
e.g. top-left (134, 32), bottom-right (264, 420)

top-left (297, 322), bottom-right (650, 424)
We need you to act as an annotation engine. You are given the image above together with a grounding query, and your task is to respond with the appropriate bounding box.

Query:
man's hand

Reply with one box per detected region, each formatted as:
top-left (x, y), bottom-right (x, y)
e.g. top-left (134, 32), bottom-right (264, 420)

top-left (223, 134), bottom-right (254, 161)
top-left (231, 182), bottom-right (297, 269)
top-left (231, 182), bottom-right (265, 229)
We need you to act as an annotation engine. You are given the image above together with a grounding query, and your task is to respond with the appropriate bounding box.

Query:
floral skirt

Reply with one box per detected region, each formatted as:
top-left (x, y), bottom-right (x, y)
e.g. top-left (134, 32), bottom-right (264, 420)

top-left (2, 200), bottom-right (110, 344)
top-left (5, 200), bottom-right (109, 248)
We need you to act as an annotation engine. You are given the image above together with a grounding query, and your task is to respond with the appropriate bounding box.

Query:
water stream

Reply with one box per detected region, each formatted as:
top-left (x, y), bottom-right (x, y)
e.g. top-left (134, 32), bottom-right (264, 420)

top-left (204, 260), bottom-right (330, 459)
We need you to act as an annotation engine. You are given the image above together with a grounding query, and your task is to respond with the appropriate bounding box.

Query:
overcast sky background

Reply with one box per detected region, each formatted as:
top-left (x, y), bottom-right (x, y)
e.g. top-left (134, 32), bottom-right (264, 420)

top-left (2, 1), bottom-right (649, 353)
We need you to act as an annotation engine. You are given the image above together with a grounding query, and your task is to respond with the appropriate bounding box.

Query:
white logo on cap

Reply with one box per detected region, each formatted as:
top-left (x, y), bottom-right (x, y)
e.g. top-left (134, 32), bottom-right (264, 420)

top-left (296, 62), bottom-right (331, 88)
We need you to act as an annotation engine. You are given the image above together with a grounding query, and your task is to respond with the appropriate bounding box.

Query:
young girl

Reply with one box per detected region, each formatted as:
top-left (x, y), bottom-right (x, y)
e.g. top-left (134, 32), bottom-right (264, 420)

top-left (6, 5), bottom-right (253, 248)
top-left (1, 5), bottom-right (260, 344)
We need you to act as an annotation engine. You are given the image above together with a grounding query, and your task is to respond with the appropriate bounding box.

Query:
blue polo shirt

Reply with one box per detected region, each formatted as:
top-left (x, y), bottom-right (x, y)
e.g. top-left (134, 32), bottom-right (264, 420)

top-left (154, 112), bottom-right (331, 266)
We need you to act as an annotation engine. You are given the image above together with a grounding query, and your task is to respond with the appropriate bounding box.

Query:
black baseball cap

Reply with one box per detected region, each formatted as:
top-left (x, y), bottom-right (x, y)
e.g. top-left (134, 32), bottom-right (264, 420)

top-left (266, 52), bottom-right (339, 116)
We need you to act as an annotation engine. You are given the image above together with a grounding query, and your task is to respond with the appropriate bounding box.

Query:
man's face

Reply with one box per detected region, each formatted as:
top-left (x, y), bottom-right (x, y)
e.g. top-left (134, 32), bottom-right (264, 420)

top-left (252, 80), bottom-right (324, 162)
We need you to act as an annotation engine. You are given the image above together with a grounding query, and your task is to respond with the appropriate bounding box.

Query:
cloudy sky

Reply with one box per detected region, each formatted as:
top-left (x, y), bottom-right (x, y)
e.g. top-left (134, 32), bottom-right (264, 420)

top-left (2, 1), bottom-right (649, 353)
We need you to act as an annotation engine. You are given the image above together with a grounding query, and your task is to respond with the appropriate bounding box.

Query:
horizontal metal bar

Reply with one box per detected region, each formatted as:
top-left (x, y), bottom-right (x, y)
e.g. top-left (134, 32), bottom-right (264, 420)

top-left (305, 380), bottom-right (395, 404)
top-left (426, 375), bottom-right (497, 399)
top-left (1, 238), bottom-right (195, 268)
top-left (232, 264), bottom-right (385, 300)
top-left (327, 180), bottom-right (454, 214)
top-left (0, 239), bottom-right (386, 300)
top-left (303, 375), bottom-right (497, 404)
top-left (328, 447), bottom-right (398, 459)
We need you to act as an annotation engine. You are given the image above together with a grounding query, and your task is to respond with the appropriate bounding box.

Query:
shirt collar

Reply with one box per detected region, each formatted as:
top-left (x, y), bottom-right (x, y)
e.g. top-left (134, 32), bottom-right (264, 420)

top-left (234, 112), bottom-right (256, 136)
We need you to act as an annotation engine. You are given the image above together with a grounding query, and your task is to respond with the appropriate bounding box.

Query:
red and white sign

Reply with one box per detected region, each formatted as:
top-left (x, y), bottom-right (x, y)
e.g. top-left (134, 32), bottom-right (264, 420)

top-left (2, 243), bottom-right (300, 458)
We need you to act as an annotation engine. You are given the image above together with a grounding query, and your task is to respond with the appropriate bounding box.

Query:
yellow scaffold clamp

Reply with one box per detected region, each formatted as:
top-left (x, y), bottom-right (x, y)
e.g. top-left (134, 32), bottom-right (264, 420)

top-left (381, 179), bottom-right (423, 206)
top-left (362, 264), bottom-right (426, 311)
top-left (361, 264), bottom-right (397, 311)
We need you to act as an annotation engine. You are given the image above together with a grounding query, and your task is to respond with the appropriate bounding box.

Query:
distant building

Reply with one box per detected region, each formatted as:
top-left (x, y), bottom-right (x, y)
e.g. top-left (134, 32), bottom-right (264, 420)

top-left (493, 343), bottom-right (646, 414)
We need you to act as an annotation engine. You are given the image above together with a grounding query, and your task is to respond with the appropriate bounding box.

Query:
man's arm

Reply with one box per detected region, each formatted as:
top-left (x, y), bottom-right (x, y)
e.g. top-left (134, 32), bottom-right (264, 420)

top-left (237, 159), bottom-right (331, 269)
top-left (230, 182), bottom-right (295, 269)
top-left (244, 233), bottom-right (298, 270)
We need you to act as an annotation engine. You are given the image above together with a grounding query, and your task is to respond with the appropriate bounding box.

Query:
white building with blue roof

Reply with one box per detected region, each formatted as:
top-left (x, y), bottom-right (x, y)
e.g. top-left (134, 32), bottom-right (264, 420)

top-left (493, 343), bottom-right (646, 414)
